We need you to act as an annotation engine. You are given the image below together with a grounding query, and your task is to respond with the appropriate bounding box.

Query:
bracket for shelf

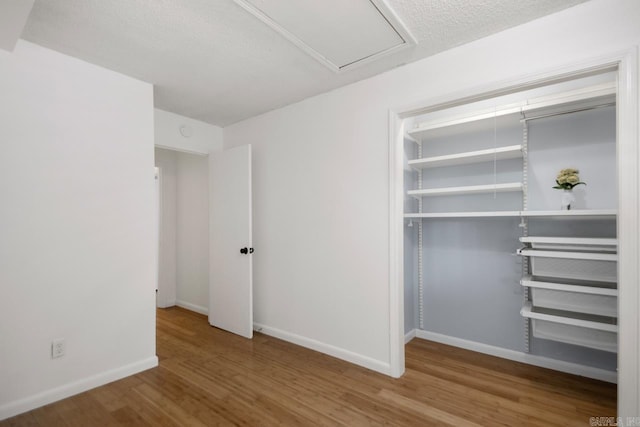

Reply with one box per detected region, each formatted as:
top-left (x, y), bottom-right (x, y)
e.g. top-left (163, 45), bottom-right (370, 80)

top-left (521, 119), bottom-right (530, 354)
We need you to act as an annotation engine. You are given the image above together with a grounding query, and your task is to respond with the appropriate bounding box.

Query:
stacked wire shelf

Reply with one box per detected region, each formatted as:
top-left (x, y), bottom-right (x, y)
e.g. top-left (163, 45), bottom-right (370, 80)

top-left (517, 237), bottom-right (618, 353)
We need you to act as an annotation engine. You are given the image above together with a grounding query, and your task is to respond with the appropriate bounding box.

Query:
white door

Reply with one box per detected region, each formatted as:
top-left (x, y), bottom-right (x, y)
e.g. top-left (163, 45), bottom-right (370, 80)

top-left (209, 145), bottom-right (253, 338)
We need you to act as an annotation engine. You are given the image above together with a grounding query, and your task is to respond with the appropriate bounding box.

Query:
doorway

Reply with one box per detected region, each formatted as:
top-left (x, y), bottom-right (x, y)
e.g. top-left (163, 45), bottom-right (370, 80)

top-left (155, 147), bottom-right (210, 314)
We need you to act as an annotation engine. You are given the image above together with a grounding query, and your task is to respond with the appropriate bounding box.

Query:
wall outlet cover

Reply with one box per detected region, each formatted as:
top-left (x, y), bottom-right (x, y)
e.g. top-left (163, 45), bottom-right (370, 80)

top-left (52, 339), bottom-right (65, 359)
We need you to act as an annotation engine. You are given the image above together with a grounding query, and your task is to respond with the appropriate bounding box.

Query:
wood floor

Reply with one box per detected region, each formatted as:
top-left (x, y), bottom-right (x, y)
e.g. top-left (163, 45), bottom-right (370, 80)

top-left (3, 307), bottom-right (616, 426)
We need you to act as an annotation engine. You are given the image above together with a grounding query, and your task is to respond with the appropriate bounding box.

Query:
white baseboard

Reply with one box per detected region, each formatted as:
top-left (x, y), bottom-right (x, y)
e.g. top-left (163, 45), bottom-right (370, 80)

top-left (404, 329), bottom-right (416, 344)
top-left (176, 300), bottom-right (208, 316)
top-left (414, 330), bottom-right (617, 383)
top-left (0, 356), bottom-right (158, 421)
top-left (156, 298), bottom-right (176, 309)
top-left (254, 323), bottom-right (391, 376)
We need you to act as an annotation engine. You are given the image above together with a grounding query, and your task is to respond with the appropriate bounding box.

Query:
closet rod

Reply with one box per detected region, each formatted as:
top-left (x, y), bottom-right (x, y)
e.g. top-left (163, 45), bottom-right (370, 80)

top-left (521, 102), bottom-right (615, 122)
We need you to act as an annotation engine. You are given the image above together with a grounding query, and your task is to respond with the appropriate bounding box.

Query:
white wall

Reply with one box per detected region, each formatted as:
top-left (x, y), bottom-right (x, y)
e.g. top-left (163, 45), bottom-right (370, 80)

top-left (223, 0), bottom-right (640, 376)
top-left (155, 108), bottom-right (223, 155)
top-left (0, 40), bottom-right (156, 419)
top-left (176, 152), bottom-right (209, 314)
top-left (154, 148), bottom-right (178, 308)
top-left (0, 0), bottom-right (34, 52)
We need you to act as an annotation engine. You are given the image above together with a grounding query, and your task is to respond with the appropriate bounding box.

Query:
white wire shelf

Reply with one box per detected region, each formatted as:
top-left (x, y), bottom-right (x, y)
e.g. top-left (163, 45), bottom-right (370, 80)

top-left (521, 303), bottom-right (617, 353)
top-left (408, 107), bottom-right (521, 140)
top-left (521, 276), bottom-right (618, 296)
top-left (517, 242), bottom-right (618, 283)
top-left (408, 145), bottom-right (523, 169)
top-left (521, 303), bottom-right (617, 332)
top-left (521, 275), bottom-right (617, 318)
top-left (517, 249), bottom-right (618, 262)
top-left (404, 211), bottom-right (520, 218)
top-left (521, 210), bottom-right (617, 219)
top-left (407, 182), bottom-right (523, 198)
top-left (519, 236), bottom-right (617, 254)
top-left (403, 209), bottom-right (618, 219)
top-left (520, 236), bottom-right (618, 247)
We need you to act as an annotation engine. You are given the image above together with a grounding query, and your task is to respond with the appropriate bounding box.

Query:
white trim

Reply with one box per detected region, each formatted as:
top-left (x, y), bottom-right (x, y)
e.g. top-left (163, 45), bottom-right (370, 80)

top-left (616, 46), bottom-right (640, 419)
top-left (0, 356), bottom-right (158, 421)
top-left (176, 300), bottom-right (208, 316)
top-left (389, 48), bottom-right (639, 413)
top-left (154, 143), bottom-right (209, 156)
top-left (388, 109), bottom-right (405, 378)
top-left (404, 329), bottom-right (416, 344)
top-left (369, 0), bottom-right (417, 47)
top-left (254, 323), bottom-right (391, 376)
top-left (155, 166), bottom-right (161, 305)
top-left (414, 330), bottom-right (617, 384)
top-left (231, 0), bottom-right (415, 73)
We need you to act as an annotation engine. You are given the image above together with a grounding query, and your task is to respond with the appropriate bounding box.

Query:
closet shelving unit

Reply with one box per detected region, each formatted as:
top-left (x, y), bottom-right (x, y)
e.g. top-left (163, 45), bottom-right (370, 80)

top-left (517, 236), bottom-right (618, 353)
top-left (405, 79), bottom-right (619, 364)
top-left (404, 80), bottom-right (616, 219)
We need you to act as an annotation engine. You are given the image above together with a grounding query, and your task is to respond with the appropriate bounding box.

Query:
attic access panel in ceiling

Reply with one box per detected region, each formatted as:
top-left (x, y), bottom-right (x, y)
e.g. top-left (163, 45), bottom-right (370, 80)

top-left (234, 0), bottom-right (416, 72)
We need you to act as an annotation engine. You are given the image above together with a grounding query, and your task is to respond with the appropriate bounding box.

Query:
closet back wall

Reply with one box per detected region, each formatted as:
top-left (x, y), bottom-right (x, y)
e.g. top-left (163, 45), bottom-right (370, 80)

top-left (527, 107), bottom-right (616, 210)
top-left (176, 152), bottom-right (209, 314)
top-left (414, 102), bottom-right (617, 371)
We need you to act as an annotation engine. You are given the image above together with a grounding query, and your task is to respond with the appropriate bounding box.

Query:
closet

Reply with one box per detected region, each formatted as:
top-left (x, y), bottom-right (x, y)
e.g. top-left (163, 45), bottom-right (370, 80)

top-left (403, 72), bottom-right (618, 378)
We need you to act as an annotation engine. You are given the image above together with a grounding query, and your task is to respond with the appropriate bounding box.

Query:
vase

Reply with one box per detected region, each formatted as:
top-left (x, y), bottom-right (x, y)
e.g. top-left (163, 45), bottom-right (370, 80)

top-left (561, 189), bottom-right (575, 210)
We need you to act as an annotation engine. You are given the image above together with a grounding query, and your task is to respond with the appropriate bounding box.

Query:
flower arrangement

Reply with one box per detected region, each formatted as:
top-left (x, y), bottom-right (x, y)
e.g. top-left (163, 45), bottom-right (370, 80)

top-left (553, 168), bottom-right (586, 190)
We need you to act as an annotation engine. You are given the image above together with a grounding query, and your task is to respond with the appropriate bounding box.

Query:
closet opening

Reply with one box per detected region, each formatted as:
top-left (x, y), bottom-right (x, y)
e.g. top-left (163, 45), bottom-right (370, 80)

top-left (389, 51), bottom-right (639, 416)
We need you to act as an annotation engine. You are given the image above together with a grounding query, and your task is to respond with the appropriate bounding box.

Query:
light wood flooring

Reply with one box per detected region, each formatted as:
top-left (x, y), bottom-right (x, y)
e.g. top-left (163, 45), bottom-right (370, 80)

top-left (2, 307), bottom-right (616, 426)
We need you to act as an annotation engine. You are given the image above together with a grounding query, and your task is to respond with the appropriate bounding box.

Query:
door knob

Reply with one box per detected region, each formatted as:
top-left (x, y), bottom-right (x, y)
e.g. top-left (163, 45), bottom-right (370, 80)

top-left (240, 247), bottom-right (248, 254)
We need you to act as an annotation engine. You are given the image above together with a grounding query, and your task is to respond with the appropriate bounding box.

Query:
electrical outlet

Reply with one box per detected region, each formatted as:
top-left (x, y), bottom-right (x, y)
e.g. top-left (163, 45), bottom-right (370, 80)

top-left (51, 339), bottom-right (65, 359)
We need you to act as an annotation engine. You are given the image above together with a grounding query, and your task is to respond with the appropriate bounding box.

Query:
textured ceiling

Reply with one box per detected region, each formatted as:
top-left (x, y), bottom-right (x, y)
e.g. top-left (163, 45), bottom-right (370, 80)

top-left (22, 0), bottom-right (588, 126)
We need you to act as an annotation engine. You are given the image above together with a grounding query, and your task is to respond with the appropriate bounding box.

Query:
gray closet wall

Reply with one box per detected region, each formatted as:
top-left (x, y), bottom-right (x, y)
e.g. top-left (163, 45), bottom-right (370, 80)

top-left (404, 82), bottom-right (617, 372)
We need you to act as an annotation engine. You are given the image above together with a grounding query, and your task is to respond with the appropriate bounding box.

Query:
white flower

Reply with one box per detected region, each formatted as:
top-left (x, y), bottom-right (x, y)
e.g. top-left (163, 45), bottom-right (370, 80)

top-left (554, 167), bottom-right (586, 190)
